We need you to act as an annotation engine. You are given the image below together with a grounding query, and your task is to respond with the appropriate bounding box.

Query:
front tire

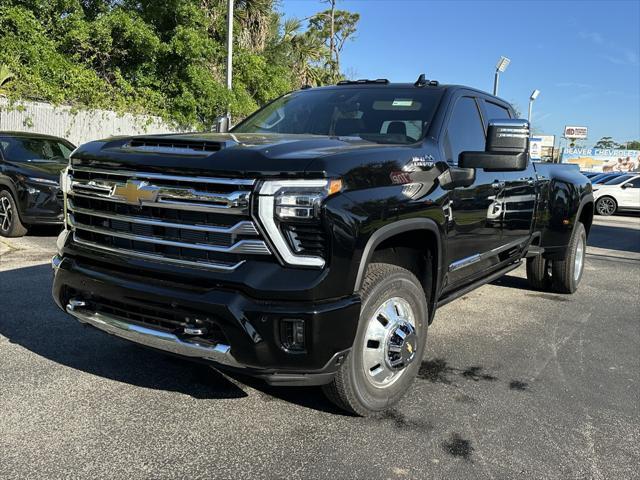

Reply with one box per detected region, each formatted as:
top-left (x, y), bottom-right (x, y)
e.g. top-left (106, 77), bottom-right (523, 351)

top-left (0, 190), bottom-right (28, 238)
top-left (596, 196), bottom-right (617, 216)
top-left (552, 222), bottom-right (586, 293)
top-left (322, 263), bottom-right (428, 416)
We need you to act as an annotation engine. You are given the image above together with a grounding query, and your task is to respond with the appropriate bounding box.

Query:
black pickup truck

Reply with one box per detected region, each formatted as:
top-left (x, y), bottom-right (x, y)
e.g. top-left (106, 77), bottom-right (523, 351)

top-left (52, 77), bottom-right (593, 415)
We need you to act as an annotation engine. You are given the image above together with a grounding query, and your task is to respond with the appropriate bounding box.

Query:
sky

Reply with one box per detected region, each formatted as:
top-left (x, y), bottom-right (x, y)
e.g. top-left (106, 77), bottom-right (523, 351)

top-left (279, 0), bottom-right (640, 147)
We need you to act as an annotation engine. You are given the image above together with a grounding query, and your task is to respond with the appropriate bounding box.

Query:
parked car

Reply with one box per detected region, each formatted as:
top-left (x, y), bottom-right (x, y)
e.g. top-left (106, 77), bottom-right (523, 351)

top-left (594, 173), bottom-right (640, 215)
top-left (591, 172), bottom-right (623, 184)
top-left (51, 78), bottom-right (593, 416)
top-left (580, 171), bottom-right (600, 179)
top-left (0, 131), bottom-right (75, 237)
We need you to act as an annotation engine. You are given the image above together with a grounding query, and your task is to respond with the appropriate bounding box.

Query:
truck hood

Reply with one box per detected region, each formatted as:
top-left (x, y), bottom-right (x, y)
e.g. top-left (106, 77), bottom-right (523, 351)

top-left (71, 132), bottom-right (415, 178)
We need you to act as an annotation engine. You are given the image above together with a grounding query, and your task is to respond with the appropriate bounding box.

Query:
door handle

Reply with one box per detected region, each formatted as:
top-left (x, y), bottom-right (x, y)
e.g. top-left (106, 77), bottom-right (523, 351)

top-left (491, 181), bottom-right (506, 190)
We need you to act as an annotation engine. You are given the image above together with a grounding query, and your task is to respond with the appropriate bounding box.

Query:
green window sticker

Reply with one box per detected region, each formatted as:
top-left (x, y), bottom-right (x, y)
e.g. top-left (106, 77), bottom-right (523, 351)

top-left (392, 99), bottom-right (414, 107)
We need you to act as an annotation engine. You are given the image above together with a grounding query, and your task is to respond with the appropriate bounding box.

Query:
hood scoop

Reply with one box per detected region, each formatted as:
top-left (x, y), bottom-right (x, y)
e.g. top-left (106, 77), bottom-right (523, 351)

top-left (124, 137), bottom-right (227, 156)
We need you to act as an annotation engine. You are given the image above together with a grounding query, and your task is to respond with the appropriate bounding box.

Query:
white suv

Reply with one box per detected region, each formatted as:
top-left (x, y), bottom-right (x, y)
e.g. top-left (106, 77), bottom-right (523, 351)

top-left (593, 174), bottom-right (640, 215)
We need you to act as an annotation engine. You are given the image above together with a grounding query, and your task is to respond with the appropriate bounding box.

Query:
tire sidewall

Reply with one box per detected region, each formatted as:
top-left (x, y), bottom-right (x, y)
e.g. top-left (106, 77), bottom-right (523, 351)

top-left (564, 223), bottom-right (586, 292)
top-left (0, 191), bottom-right (16, 236)
top-left (596, 196), bottom-right (616, 216)
top-left (347, 270), bottom-right (428, 412)
top-left (571, 224), bottom-right (587, 288)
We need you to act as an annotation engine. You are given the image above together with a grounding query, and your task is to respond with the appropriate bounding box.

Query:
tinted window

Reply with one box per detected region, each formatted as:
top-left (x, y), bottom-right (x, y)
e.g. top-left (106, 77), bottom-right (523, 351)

top-left (445, 97), bottom-right (485, 164)
top-left (484, 101), bottom-right (511, 123)
top-left (603, 175), bottom-right (633, 185)
top-left (0, 137), bottom-right (73, 163)
top-left (626, 177), bottom-right (640, 188)
top-left (233, 88), bottom-right (443, 144)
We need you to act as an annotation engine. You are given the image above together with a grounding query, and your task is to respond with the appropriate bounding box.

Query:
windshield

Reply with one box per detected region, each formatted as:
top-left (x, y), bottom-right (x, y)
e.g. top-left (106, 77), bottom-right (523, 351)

top-left (232, 87), bottom-right (444, 144)
top-left (0, 136), bottom-right (74, 163)
top-left (603, 174), bottom-right (633, 185)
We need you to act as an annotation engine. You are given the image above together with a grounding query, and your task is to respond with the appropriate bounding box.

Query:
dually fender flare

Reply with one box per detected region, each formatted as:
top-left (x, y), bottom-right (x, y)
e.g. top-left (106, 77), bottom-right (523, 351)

top-left (353, 217), bottom-right (444, 293)
top-left (575, 193), bottom-right (595, 235)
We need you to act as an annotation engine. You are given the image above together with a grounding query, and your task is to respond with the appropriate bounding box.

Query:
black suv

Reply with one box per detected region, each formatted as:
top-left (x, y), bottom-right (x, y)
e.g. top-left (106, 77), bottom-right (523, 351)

top-left (0, 131), bottom-right (74, 237)
top-left (52, 78), bottom-right (593, 415)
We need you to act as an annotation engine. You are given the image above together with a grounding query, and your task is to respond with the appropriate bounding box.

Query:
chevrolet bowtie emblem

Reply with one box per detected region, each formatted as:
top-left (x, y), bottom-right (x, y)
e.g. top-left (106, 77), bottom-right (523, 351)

top-left (406, 342), bottom-right (413, 354)
top-left (112, 180), bottom-right (159, 204)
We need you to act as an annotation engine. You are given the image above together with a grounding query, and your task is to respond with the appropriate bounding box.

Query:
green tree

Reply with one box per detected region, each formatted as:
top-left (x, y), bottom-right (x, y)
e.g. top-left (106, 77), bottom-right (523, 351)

top-left (0, 64), bottom-right (15, 95)
top-left (0, 0), bottom-right (359, 128)
top-left (593, 136), bottom-right (620, 149)
top-left (621, 140), bottom-right (640, 150)
top-left (308, 2), bottom-right (359, 83)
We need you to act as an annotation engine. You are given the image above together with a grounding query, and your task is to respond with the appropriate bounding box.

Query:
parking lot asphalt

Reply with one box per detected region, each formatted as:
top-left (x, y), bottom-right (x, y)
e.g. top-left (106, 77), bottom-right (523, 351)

top-left (1, 217), bottom-right (639, 480)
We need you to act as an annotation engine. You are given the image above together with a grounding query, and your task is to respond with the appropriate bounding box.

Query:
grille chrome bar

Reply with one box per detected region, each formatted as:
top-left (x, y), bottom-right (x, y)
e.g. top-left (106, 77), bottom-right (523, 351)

top-left (70, 178), bottom-right (250, 214)
top-left (72, 235), bottom-right (245, 271)
top-left (67, 199), bottom-right (259, 236)
top-left (68, 215), bottom-right (270, 255)
top-left (71, 166), bottom-right (255, 186)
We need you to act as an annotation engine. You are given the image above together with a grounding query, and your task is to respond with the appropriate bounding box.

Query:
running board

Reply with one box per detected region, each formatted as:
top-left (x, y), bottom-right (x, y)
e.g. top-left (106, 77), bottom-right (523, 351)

top-left (437, 261), bottom-right (522, 307)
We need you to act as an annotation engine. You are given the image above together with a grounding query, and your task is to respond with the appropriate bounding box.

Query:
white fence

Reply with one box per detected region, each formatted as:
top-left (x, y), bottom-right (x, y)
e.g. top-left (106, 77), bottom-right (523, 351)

top-left (0, 98), bottom-right (181, 147)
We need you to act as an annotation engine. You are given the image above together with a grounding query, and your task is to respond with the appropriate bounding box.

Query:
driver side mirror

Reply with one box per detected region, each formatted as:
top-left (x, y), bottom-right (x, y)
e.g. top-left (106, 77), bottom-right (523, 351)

top-left (459, 119), bottom-right (529, 171)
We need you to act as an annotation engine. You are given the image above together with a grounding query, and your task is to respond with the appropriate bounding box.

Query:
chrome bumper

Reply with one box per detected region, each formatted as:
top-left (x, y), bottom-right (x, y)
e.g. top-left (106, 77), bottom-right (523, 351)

top-left (65, 299), bottom-right (243, 368)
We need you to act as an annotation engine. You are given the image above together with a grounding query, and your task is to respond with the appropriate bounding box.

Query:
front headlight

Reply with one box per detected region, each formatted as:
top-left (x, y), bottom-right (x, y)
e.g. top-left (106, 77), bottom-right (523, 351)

top-left (257, 179), bottom-right (342, 268)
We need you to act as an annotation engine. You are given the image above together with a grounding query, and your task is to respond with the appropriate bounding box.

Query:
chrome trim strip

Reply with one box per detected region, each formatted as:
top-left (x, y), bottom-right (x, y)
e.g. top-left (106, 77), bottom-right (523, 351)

top-left (70, 178), bottom-right (250, 213)
top-left (67, 200), bottom-right (258, 236)
top-left (70, 167), bottom-right (255, 186)
top-left (449, 254), bottom-right (481, 272)
top-left (65, 301), bottom-right (243, 368)
top-left (68, 216), bottom-right (270, 255)
top-left (489, 237), bottom-right (527, 254)
top-left (72, 234), bottom-right (245, 271)
top-left (449, 238), bottom-right (527, 272)
top-left (68, 191), bottom-right (248, 214)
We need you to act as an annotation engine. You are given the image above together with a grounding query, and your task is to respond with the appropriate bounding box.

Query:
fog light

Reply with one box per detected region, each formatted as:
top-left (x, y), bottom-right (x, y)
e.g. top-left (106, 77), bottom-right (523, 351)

top-left (280, 319), bottom-right (305, 352)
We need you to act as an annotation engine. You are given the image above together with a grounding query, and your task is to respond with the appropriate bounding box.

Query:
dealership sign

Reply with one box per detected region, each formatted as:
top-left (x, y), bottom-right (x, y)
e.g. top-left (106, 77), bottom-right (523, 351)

top-left (564, 126), bottom-right (588, 139)
top-left (561, 147), bottom-right (640, 172)
top-left (530, 135), bottom-right (555, 160)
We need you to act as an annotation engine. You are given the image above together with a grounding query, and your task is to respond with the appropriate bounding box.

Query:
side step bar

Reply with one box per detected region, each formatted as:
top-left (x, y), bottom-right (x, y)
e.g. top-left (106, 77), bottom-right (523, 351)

top-left (65, 299), bottom-right (244, 368)
top-left (437, 261), bottom-right (521, 307)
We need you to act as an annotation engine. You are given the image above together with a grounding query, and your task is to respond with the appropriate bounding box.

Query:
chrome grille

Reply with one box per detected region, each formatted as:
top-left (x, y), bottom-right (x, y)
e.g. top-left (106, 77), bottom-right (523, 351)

top-left (66, 167), bottom-right (270, 270)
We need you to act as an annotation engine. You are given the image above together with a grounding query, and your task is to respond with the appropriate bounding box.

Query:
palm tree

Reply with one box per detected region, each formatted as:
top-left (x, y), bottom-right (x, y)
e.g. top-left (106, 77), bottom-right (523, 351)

top-left (234, 0), bottom-right (275, 52)
top-left (280, 19), bottom-right (327, 87)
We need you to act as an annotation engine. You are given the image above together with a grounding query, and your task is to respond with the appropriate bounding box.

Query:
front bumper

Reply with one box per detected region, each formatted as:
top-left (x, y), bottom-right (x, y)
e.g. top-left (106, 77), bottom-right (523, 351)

top-left (52, 255), bottom-right (360, 386)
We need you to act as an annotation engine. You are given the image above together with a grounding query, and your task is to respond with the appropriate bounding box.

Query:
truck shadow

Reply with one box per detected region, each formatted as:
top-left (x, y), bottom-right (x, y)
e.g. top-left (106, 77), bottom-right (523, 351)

top-left (0, 263), bottom-right (349, 413)
top-left (0, 264), bottom-right (247, 400)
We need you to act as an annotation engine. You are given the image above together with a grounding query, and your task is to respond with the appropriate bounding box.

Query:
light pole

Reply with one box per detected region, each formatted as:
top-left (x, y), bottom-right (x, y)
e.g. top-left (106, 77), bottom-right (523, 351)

top-left (224, 0), bottom-right (234, 128)
top-left (528, 89), bottom-right (540, 125)
top-left (493, 56), bottom-right (510, 96)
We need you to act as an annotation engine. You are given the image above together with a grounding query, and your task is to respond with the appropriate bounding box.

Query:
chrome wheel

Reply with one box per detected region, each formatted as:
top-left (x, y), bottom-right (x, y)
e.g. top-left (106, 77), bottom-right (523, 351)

top-left (596, 197), bottom-right (616, 215)
top-left (574, 233), bottom-right (585, 282)
top-left (362, 297), bottom-right (417, 388)
top-left (0, 196), bottom-right (13, 232)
